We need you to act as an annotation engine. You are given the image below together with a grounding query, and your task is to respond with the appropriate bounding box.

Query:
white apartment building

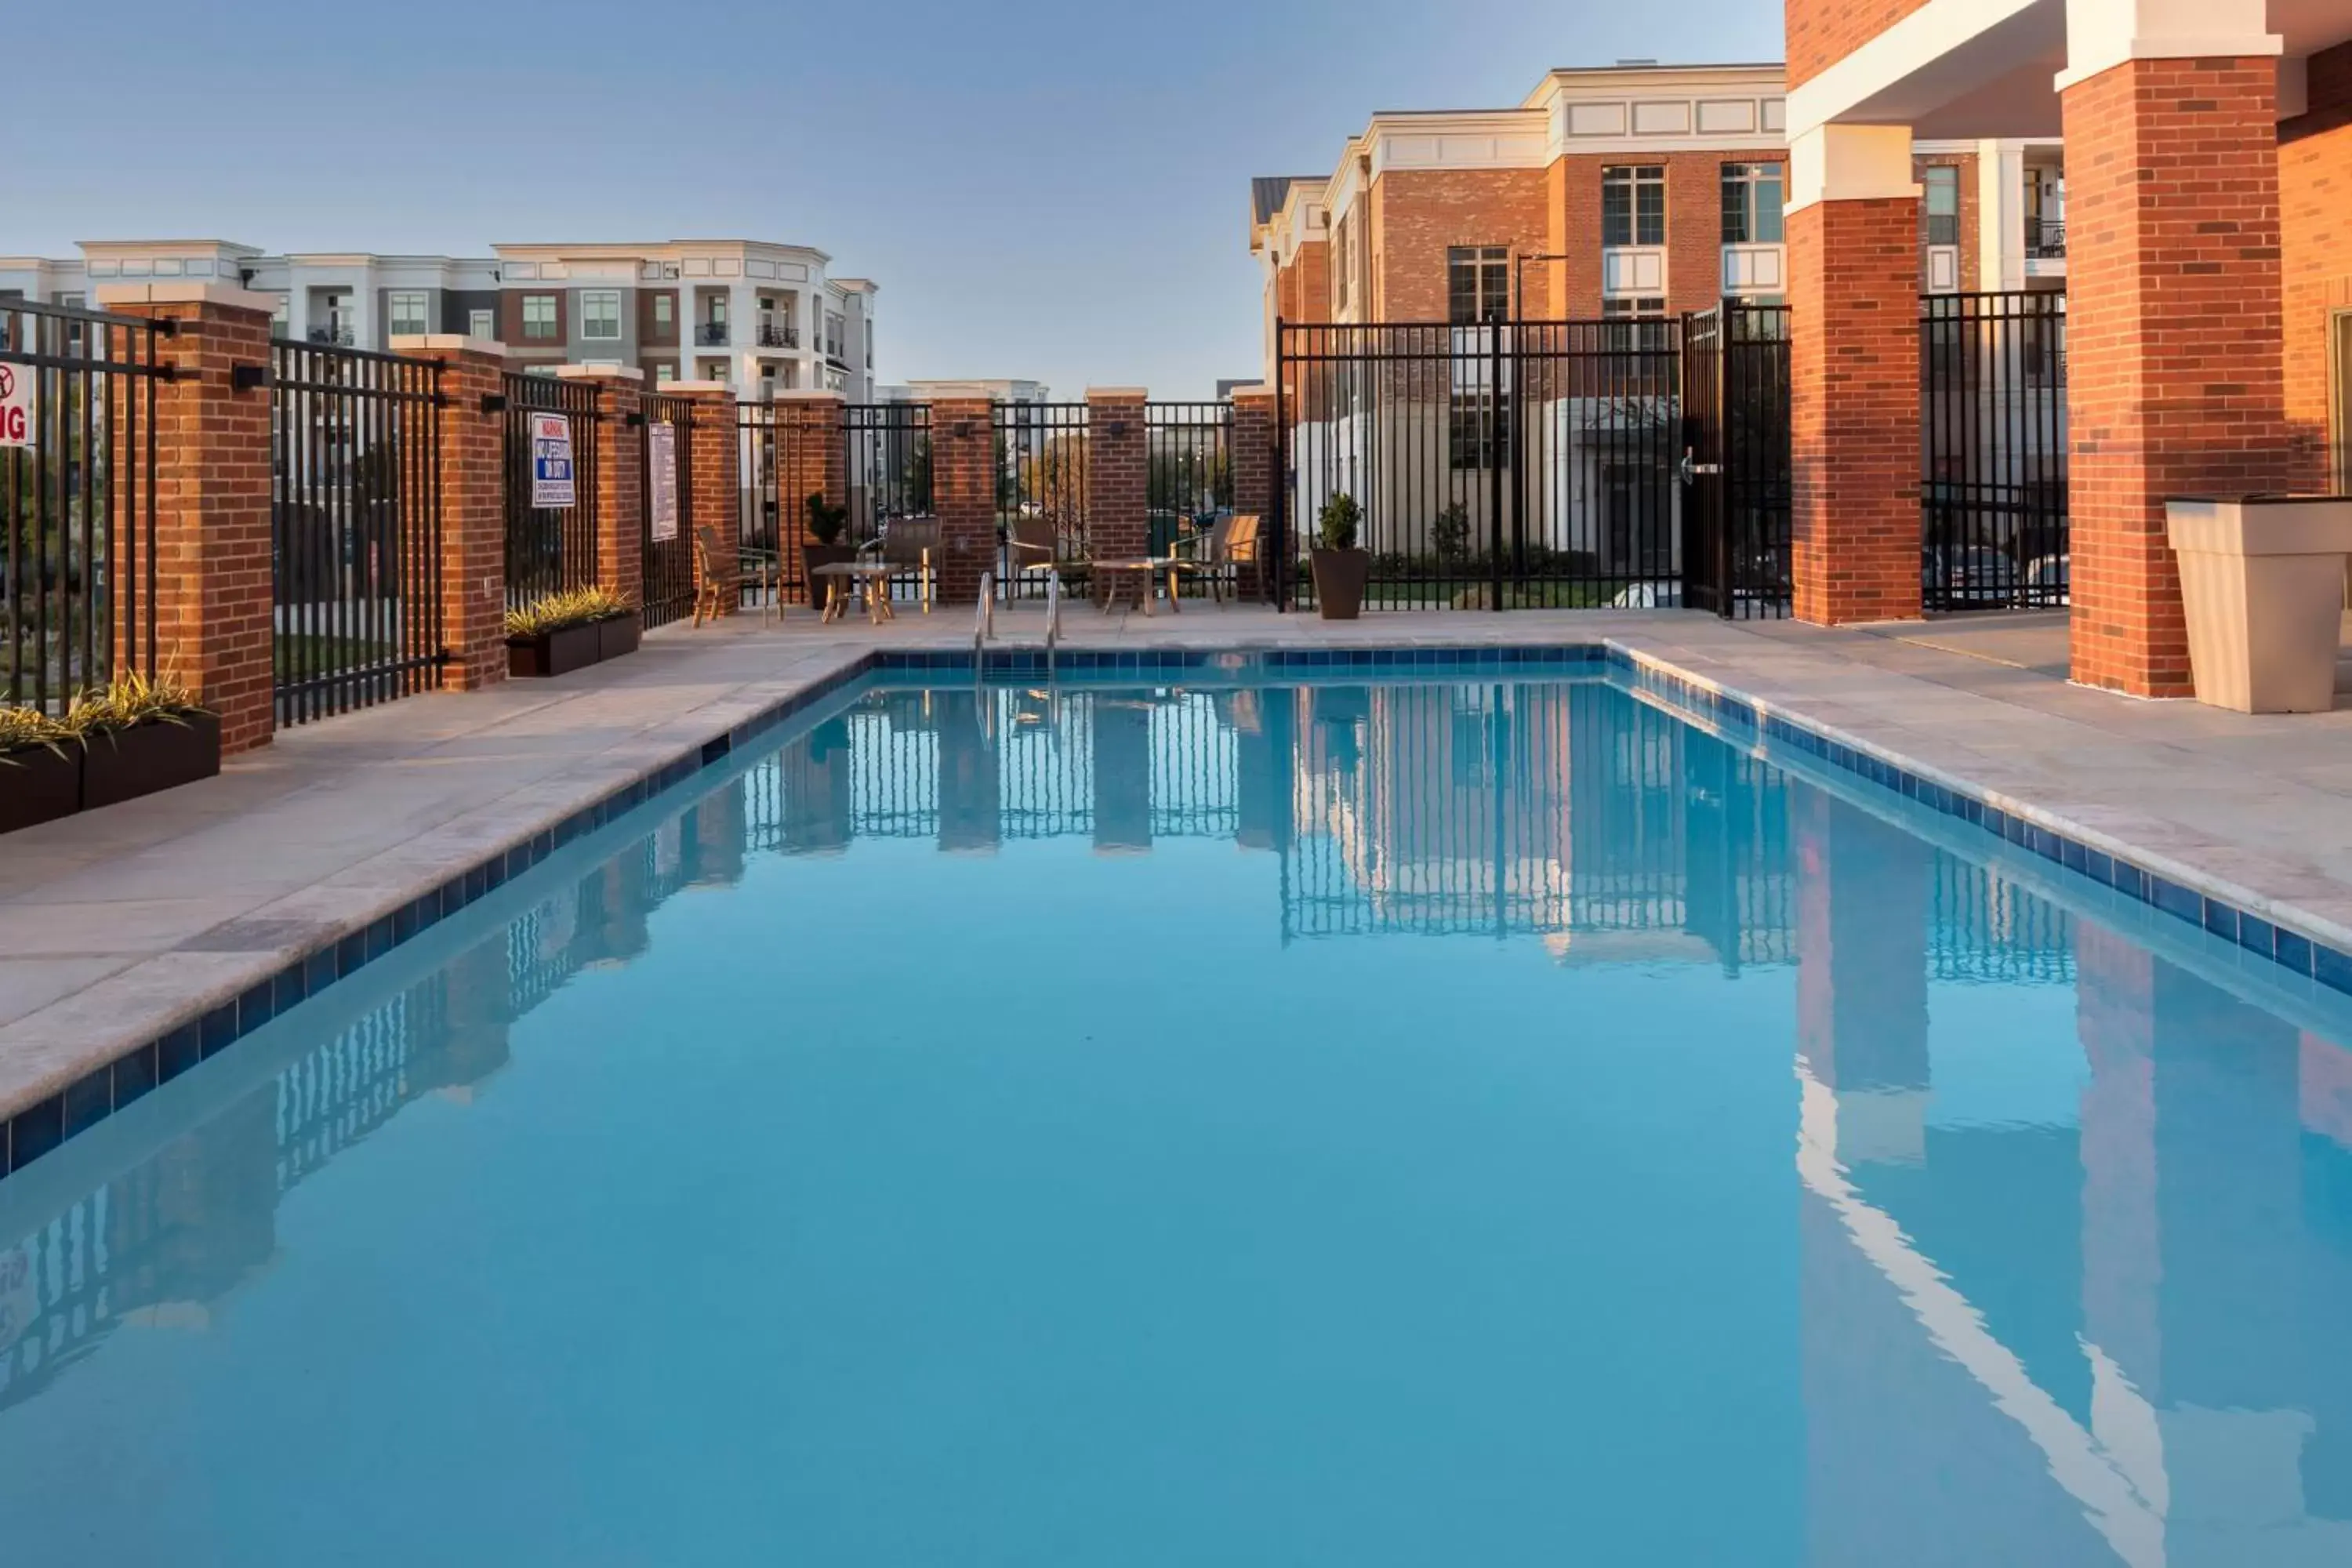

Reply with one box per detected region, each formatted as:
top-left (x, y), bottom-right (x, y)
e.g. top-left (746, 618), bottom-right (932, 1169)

top-left (0, 238), bottom-right (880, 401)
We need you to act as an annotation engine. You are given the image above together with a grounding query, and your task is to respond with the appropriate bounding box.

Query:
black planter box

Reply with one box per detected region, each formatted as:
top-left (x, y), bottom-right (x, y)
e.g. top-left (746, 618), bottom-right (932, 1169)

top-left (81, 712), bottom-right (222, 812)
top-left (598, 615), bottom-right (641, 662)
top-left (508, 622), bottom-right (604, 678)
top-left (0, 744), bottom-right (83, 835)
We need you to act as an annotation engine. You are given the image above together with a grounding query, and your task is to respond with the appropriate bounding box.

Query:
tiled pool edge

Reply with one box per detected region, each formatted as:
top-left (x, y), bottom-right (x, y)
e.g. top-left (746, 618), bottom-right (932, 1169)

top-left (5, 635), bottom-right (2349, 1185)
top-left (1607, 640), bottom-right (2352, 1000)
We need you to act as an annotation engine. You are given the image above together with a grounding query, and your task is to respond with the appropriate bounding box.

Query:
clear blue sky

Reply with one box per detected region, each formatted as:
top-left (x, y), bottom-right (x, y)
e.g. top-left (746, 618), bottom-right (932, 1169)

top-left (2, 1), bottom-right (1780, 399)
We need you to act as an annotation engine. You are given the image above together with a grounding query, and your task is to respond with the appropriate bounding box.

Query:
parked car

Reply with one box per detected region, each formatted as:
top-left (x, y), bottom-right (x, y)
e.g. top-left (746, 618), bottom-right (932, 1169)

top-left (1611, 579), bottom-right (1682, 609)
top-left (2024, 554), bottom-right (2070, 606)
top-left (1923, 546), bottom-right (2020, 607)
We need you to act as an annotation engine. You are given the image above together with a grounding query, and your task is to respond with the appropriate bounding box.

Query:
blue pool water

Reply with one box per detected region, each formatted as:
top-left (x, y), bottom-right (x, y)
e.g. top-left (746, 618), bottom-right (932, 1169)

top-left (4, 668), bottom-right (2352, 1566)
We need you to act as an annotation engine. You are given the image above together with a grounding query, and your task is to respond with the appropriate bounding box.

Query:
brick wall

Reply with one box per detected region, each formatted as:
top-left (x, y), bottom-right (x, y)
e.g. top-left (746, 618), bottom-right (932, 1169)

top-left (1370, 169), bottom-right (1552, 318)
top-left (2063, 56), bottom-right (2289, 696)
top-left (419, 343), bottom-right (509, 691)
top-left (1788, 0), bottom-right (1934, 89)
top-left (2281, 41), bottom-right (2352, 491)
top-left (107, 296), bottom-right (278, 753)
top-left (931, 397), bottom-right (996, 607)
top-left (777, 394), bottom-right (845, 604)
top-left (588, 376), bottom-right (645, 611)
top-left (1542, 153), bottom-right (1787, 317)
top-left (1232, 388), bottom-right (1274, 601)
top-left (1789, 196), bottom-right (1923, 625)
top-left (677, 388), bottom-right (739, 615)
top-left (1085, 391), bottom-right (1149, 606)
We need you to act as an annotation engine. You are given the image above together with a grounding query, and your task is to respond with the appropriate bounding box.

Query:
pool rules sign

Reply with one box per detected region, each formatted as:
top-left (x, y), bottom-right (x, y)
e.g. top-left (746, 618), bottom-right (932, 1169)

top-left (648, 422), bottom-right (680, 542)
top-left (529, 412), bottom-right (575, 507)
top-left (0, 364), bottom-right (31, 449)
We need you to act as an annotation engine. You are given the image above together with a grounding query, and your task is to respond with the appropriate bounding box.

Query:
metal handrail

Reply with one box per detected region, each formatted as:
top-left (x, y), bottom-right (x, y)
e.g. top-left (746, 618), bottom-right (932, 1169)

top-left (975, 570), bottom-right (994, 655)
top-left (1045, 568), bottom-right (1060, 674)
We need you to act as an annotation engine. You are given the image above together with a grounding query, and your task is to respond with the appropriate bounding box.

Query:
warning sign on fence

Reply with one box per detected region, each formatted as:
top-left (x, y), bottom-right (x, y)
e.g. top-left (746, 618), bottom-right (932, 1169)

top-left (530, 412), bottom-right (575, 508)
top-left (648, 423), bottom-right (680, 542)
top-left (0, 365), bottom-right (31, 450)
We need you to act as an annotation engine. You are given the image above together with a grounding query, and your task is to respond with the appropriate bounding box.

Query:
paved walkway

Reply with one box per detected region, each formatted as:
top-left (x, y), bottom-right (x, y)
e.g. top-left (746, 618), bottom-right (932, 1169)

top-left (1, 599), bottom-right (2349, 1124)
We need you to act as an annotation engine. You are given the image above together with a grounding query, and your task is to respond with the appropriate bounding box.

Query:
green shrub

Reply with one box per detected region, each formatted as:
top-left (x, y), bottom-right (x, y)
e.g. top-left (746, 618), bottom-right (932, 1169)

top-left (804, 492), bottom-right (851, 546)
top-left (1317, 492), bottom-right (1361, 553)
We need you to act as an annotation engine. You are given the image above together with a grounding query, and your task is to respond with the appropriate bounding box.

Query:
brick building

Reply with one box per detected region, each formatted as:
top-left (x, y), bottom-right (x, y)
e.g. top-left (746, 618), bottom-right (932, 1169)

top-left (1782, 0), bottom-right (2350, 696)
top-left (0, 238), bottom-right (880, 401)
top-left (1248, 62), bottom-right (2073, 386)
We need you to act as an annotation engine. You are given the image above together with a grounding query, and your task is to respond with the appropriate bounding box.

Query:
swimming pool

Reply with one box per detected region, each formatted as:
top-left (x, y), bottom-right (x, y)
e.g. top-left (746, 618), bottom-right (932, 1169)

top-left (2, 660), bottom-right (2350, 1565)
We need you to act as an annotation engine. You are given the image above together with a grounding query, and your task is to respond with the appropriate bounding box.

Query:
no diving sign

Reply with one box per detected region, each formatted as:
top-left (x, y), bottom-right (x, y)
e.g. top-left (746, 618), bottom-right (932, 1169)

top-left (0, 365), bottom-right (31, 449)
top-left (529, 412), bottom-right (575, 508)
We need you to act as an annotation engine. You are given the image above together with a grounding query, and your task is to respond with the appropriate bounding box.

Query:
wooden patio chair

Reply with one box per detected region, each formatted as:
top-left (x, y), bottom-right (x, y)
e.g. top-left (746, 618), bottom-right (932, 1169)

top-left (1171, 514), bottom-right (1260, 606)
top-left (691, 526), bottom-right (731, 627)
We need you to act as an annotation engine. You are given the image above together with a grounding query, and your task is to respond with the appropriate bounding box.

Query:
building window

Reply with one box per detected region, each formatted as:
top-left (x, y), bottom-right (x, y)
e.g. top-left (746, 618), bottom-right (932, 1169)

top-left (1447, 246), bottom-right (1511, 325)
top-left (1924, 166), bottom-right (1961, 248)
top-left (1334, 212), bottom-right (1355, 314)
top-left (1602, 297), bottom-right (1670, 351)
top-left (521, 294), bottom-right (558, 340)
top-left (653, 293), bottom-right (674, 332)
top-left (1449, 392), bottom-right (1509, 470)
top-left (1720, 163), bottom-right (1784, 245)
top-left (387, 292), bottom-right (430, 337)
top-left (1602, 166), bottom-right (1667, 247)
top-left (469, 308), bottom-right (495, 341)
top-left (581, 290), bottom-right (622, 341)
top-left (655, 362), bottom-right (676, 384)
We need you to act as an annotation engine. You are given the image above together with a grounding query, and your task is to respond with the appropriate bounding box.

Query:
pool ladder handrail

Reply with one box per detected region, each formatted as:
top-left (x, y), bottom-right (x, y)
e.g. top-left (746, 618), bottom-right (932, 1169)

top-left (975, 569), bottom-right (995, 656)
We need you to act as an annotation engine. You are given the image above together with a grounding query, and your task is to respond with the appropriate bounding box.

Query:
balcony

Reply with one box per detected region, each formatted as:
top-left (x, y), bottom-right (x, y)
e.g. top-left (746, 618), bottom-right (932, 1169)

top-left (307, 325), bottom-right (356, 347)
top-left (2026, 219), bottom-right (2066, 260)
top-left (695, 323), bottom-right (731, 347)
top-left (757, 324), bottom-right (799, 349)
top-left (824, 339), bottom-right (846, 364)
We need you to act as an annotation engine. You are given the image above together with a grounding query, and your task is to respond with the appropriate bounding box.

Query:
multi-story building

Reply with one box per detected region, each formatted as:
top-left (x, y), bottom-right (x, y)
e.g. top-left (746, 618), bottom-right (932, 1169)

top-left (1248, 61), bottom-right (2068, 381)
top-left (0, 238), bottom-right (880, 401)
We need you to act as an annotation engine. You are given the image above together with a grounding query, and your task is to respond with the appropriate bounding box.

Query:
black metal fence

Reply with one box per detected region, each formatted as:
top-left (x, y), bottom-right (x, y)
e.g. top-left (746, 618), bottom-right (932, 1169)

top-left (845, 401), bottom-right (934, 602)
top-left (1922, 290), bottom-right (2068, 611)
top-left (1276, 320), bottom-right (1689, 611)
top-left (270, 340), bottom-right (444, 726)
top-left (1145, 401), bottom-right (1233, 596)
top-left (735, 401), bottom-right (784, 608)
top-left (641, 393), bottom-right (695, 628)
top-left (503, 373), bottom-right (601, 608)
top-left (995, 401), bottom-right (1090, 600)
top-left (0, 298), bottom-right (169, 715)
top-left (1681, 303), bottom-right (1793, 619)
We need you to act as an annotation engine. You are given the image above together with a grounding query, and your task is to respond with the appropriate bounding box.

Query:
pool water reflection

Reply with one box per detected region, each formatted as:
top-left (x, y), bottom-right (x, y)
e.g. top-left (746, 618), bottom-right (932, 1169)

top-left (1, 673), bottom-right (2348, 1566)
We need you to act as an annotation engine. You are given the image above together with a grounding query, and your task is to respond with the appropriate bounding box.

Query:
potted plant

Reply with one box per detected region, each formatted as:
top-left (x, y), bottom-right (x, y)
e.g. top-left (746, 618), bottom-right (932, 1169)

top-left (506, 586), bottom-right (637, 677)
top-left (1311, 492), bottom-right (1370, 620)
top-left (0, 706), bottom-right (82, 835)
top-left (68, 672), bottom-right (221, 812)
top-left (802, 492), bottom-right (855, 609)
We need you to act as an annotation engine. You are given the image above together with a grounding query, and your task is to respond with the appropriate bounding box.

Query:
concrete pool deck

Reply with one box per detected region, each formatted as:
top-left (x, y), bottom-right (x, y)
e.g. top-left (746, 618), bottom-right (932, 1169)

top-left (2, 601), bottom-right (2350, 1147)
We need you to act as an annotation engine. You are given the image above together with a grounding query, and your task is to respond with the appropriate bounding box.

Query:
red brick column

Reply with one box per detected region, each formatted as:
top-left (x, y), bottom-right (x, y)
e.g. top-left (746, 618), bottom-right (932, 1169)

top-left (1085, 389), bottom-right (1149, 606)
top-left (932, 397), bottom-right (996, 608)
top-left (395, 335), bottom-right (509, 691)
top-left (1230, 386), bottom-right (1275, 601)
top-left (671, 384), bottom-right (740, 615)
top-left (776, 390), bottom-right (845, 605)
top-left (2061, 56), bottom-right (2292, 696)
top-left (1787, 131), bottom-right (1923, 626)
top-left (100, 285), bottom-right (278, 754)
top-left (567, 369), bottom-right (645, 612)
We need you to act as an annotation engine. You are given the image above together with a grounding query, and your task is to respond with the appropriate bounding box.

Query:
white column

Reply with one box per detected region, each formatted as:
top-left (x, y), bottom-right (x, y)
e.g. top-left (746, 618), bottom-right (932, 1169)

top-left (1976, 138), bottom-right (2027, 292)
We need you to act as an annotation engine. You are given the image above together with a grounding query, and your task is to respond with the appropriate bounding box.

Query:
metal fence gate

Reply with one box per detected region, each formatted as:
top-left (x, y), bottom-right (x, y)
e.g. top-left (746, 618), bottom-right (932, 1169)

top-left (844, 401), bottom-right (934, 602)
top-left (994, 401), bottom-right (1089, 601)
top-left (1680, 303), bottom-right (1793, 619)
top-left (503, 373), bottom-right (601, 608)
top-left (270, 339), bottom-right (444, 725)
top-left (1276, 319), bottom-right (1691, 611)
top-left (1922, 289), bottom-right (2068, 610)
top-left (1145, 401), bottom-right (1233, 597)
top-left (0, 298), bottom-right (169, 715)
top-left (641, 392), bottom-right (695, 628)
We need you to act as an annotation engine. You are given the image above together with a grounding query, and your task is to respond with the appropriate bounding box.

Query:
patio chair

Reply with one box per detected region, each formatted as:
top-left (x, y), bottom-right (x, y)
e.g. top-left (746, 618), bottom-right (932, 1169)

top-left (860, 517), bottom-right (940, 615)
top-left (691, 526), bottom-right (731, 627)
top-left (1007, 515), bottom-right (1091, 597)
top-left (1171, 514), bottom-right (1261, 605)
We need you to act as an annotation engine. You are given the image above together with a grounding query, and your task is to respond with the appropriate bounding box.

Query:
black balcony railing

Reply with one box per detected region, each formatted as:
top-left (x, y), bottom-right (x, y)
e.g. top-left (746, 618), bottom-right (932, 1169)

top-left (307, 325), bottom-right (356, 347)
top-left (695, 323), bottom-right (730, 347)
top-left (2026, 219), bottom-right (2067, 260)
top-left (757, 324), bottom-right (798, 348)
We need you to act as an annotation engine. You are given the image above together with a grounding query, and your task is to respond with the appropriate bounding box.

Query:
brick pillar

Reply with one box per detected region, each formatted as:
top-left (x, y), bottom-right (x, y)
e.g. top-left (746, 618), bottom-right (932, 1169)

top-left (1230, 385), bottom-right (1275, 601)
top-left (2060, 53), bottom-right (2291, 697)
top-left (1085, 390), bottom-right (1149, 607)
top-left (776, 390), bottom-right (845, 604)
top-left (394, 335), bottom-right (509, 691)
top-left (669, 383), bottom-right (739, 616)
top-left (1787, 125), bottom-right (1923, 626)
top-left (99, 285), bottom-right (277, 753)
top-left (565, 368), bottom-right (644, 612)
top-left (932, 397), bottom-right (996, 608)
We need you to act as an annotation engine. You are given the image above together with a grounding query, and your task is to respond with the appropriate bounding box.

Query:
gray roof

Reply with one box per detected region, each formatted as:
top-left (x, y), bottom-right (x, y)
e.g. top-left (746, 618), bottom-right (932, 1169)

top-left (1250, 176), bottom-right (1325, 227)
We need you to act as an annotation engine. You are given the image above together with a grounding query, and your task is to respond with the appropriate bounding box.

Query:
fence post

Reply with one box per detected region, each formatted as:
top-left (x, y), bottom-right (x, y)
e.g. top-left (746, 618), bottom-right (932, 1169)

top-left (1086, 388), bottom-right (1149, 608)
top-left (931, 396), bottom-right (996, 608)
top-left (666, 383), bottom-right (740, 615)
top-left (395, 333), bottom-right (510, 691)
top-left (95, 283), bottom-right (278, 754)
top-left (559, 366), bottom-right (646, 613)
top-left (774, 390), bottom-right (846, 606)
top-left (1229, 384), bottom-right (1276, 602)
